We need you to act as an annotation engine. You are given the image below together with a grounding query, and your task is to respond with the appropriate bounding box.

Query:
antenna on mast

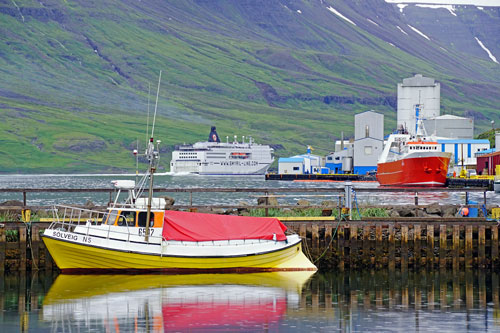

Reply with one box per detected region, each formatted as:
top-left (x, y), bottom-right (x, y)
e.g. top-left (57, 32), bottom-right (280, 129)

top-left (151, 70), bottom-right (162, 139)
top-left (146, 82), bottom-right (151, 149)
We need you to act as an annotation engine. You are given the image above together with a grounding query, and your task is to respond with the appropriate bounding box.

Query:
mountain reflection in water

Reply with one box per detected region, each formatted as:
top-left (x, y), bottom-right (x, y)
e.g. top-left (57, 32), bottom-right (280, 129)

top-left (1, 270), bottom-right (499, 331)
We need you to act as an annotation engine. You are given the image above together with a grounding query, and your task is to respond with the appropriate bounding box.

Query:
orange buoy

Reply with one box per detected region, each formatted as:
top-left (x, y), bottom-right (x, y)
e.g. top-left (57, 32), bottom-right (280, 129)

top-left (460, 207), bottom-right (469, 216)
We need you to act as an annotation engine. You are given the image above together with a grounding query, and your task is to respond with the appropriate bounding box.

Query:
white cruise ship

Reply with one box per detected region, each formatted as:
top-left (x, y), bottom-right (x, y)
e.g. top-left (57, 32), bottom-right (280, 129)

top-left (170, 127), bottom-right (274, 175)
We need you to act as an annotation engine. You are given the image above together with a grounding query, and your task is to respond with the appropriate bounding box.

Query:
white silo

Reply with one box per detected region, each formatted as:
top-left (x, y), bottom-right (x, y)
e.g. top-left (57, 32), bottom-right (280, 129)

top-left (397, 74), bottom-right (440, 136)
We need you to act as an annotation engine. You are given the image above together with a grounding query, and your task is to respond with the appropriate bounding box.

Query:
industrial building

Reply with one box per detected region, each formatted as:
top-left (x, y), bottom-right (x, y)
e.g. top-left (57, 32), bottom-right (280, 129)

top-left (438, 139), bottom-right (490, 173)
top-left (477, 151), bottom-right (500, 175)
top-left (397, 74), bottom-right (440, 136)
top-left (476, 132), bottom-right (499, 175)
top-left (423, 115), bottom-right (474, 139)
top-left (278, 147), bottom-right (324, 175)
top-left (353, 111), bottom-right (384, 174)
top-left (325, 146), bottom-right (353, 174)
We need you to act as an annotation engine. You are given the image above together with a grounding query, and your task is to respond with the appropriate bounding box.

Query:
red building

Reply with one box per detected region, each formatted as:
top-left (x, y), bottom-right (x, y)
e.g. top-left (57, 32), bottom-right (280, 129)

top-left (476, 150), bottom-right (500, 175)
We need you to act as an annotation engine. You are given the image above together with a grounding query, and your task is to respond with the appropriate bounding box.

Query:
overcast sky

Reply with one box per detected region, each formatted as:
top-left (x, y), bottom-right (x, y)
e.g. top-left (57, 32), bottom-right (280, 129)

top-left (385, 0), bottom-right (500, 6)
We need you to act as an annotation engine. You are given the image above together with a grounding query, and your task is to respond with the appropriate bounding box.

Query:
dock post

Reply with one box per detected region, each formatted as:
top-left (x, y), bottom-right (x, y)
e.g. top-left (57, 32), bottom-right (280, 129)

top-left (31, 226), bottom-right (40, 271)
top-left (0, 228), bottom-right (5, 273)
top-left (350, 225), bottom-right (358, 268)
top-left (453, 225), bottom-right (460, 271)
top-left (427, 225), bottom-right (434, 268)
top-left (401, 225), bottom-right (408, 271)
top-left (478, 225), bottom-right (486, 268)
top-left (362, 225), bottom-right (370, 267)
top-left (325, 224), bottom-right (332, 250)
top-left (414, 192), bottom-right (418, 205)
top-left (388, 225), bottom-right (395, 271)
top-left (492, 225), bottom-right (499, 269)
top-left (19, 227), bottom-right (27, 272)
top-left (414, 224), bottom-right (421, 267)
top-left (338, 225), bottom-right (345, 271)
top-left (344, 182), bottom-right (352, 220)
top-left (375, 225), bottom-right (382, 268)
top-left (264, 191), bottom-right (269, 217)
top-left (439, 225), bottom-right (447, 269)
top-left (465, 225), bottom-right (473, 268)
top-left (312, 224), bottom-right (319, 249)
top-left (299, 224), bottom-right (306, 241)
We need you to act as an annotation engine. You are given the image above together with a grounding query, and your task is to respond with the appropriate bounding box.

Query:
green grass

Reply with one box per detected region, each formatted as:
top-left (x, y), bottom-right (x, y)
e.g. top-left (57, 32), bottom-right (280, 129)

top-left (248, 207), bottom-right (389, 218)
top-left (0, 1), bottom-right (499, 172)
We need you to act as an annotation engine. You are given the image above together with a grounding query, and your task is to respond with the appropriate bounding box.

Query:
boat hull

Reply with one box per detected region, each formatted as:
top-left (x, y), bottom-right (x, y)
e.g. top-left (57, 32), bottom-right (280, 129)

top-left (41, 234), bottom-right (317, 273)
top-left (377, 152), bottom-right (451, 187)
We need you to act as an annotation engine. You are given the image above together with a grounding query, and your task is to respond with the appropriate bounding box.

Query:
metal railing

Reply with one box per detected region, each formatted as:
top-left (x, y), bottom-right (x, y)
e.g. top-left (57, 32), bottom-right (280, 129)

top-left (50, 205), bottom-right (163, 244)
top-left (0, 186), bottom-right (492, 209)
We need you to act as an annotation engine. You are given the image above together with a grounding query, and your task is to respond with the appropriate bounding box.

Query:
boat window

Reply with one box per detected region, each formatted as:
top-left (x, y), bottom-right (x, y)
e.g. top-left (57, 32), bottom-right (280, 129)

top-left (100, 212), bottom-right (109, 225)
top-left (138, 212), bottom-right (155, 227)
top-left (106, 210), bottom-right (119, 225)
top-left (117, 211), bottom-right (136, 227)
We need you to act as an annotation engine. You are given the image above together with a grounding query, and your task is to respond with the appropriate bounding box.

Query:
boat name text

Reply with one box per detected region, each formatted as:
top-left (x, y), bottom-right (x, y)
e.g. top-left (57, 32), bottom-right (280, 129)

top-left (52, 230), bottom-right (92, 243)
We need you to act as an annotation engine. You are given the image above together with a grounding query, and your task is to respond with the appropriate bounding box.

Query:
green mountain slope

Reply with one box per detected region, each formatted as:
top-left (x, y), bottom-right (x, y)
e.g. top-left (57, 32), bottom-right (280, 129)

top-left (0, 0), bottom-right (499, 172)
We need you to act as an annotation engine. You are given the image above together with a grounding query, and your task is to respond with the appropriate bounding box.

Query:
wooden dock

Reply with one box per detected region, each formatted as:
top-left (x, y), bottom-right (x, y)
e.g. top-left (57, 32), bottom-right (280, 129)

top-left (1, 218), bottom-right (499, 272)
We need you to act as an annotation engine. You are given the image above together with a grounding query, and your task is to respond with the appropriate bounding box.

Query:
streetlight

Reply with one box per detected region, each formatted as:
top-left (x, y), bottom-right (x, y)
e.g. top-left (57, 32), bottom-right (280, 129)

top-left (492, 120), bottom-right (495, 131)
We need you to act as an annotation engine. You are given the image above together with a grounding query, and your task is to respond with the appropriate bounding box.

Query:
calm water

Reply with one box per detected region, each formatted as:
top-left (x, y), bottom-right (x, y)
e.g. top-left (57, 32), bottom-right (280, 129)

top-left (0, 174), bottom-right (496, 207)
top-left (1, 269), bottom-right (499, 332)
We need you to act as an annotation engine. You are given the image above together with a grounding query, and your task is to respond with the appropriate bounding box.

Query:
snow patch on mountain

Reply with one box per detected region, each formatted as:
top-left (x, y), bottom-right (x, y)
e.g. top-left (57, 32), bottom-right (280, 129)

top-left (397, 4), bottom-right (408, 12)
top-left (408, 24), bottom-right (430, 40)
top-left (367, 19), bottom-right (379, 26)
top-left (416, 4), bottom-right (457, 16)
top-left (475, 37), bottom-right (499, 63)
top-left (326, 6), bottom-right (356, 26)
top-left (396, 26), bottom-right (408, 35)
top-left (386, 0), bottom-right (500, 6)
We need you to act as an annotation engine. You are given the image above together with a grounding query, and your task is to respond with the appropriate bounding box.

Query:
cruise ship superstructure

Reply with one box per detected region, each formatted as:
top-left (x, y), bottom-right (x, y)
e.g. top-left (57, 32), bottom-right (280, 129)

top-left (170, 127), bottom-right (274, 175)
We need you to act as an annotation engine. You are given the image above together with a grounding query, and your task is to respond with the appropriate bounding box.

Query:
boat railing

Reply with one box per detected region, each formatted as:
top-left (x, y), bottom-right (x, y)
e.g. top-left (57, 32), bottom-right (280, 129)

top-left (50, 205), bottom-right (164, 244)
top-left (50, 205), bottom-right (106, 231)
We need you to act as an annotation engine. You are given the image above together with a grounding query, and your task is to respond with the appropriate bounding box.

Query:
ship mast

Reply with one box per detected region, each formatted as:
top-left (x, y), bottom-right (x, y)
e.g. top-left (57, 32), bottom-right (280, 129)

top-left (144, 70), bottom-right (162, 242)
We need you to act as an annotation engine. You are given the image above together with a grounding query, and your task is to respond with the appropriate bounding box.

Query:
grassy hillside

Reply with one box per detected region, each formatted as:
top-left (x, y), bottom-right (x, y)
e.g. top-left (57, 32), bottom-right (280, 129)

top-left (0, 0), bottom-right (499, 172)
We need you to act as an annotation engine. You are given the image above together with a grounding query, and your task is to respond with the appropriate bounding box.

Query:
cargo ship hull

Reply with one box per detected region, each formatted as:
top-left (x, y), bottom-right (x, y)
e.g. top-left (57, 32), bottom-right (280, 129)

top-left (377, 152), bottom-right (451, 187)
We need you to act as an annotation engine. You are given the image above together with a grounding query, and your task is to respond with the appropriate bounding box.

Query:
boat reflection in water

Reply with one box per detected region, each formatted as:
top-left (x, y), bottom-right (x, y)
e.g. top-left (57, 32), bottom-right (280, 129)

top-left (42, 272), bottom-right (314, 331)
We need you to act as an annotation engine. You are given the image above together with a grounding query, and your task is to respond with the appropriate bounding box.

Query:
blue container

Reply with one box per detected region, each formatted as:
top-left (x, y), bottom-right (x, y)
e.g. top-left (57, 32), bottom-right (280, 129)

top-left (320, 167), bottom-right (329, 174)
top-left (468, 200), bottom-right (478, 218)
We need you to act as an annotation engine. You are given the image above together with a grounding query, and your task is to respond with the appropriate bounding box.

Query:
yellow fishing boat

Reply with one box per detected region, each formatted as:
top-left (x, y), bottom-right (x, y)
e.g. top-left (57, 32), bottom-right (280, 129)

top-left (41, 111), bottom-right (316, 273)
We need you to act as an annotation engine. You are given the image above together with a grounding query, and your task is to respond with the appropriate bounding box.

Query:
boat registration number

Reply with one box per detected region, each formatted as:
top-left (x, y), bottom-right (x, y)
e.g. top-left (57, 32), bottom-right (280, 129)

top-left (138, 228), bottom-right (154, 237)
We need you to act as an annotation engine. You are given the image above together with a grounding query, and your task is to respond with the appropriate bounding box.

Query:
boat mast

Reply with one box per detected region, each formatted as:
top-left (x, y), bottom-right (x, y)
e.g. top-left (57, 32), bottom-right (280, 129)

top-left (145, 70), bottom-right (162, 242)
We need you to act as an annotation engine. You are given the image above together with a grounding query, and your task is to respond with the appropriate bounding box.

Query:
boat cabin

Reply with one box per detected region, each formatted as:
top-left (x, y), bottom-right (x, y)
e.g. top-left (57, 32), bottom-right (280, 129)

top-left (103, 208), bottom-right (164, 228)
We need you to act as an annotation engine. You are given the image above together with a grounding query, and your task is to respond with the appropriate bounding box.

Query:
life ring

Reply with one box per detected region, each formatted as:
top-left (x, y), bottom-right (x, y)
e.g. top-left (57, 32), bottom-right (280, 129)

top-left (212, 134), bottom-right (217, 141)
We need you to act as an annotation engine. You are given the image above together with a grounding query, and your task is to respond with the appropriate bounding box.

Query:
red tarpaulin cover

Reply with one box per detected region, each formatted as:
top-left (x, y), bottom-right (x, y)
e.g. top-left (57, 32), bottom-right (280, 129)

top-left (162, 210), bottom-right (287, 242)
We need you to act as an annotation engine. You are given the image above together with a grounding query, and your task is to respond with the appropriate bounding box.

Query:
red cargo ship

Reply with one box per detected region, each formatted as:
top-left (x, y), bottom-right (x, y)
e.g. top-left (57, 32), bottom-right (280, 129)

top-left (376, 134), bottom-right (451, 187)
